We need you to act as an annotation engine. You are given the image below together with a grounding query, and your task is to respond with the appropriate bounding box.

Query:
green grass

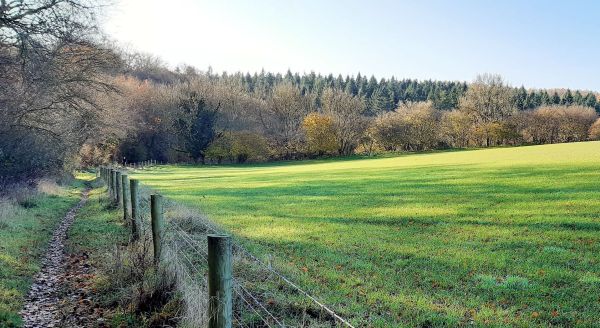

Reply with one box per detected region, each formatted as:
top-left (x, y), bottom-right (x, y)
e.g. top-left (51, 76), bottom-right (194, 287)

top-left (0, 182), bottom-right (83, 327)
top-left (68, 176), bottom-right (181, 327)
top-left (132, 141), bottom-right (600, 327)
top-left (67, 176), bottom-right (128, 259)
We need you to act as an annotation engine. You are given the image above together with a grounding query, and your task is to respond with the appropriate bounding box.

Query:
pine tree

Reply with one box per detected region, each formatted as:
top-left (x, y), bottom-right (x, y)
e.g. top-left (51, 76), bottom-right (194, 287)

top-left (585, 93), bottom-right (597, 108)
top-left (551, 92), bottom-right (561, 105)
top-left (335, 74), bottom-right (345, 90)
top-left (539, 90), bottom-right (550, 105)
top-left (515, 86), bottom-right (527, 110)
top-left (573, 90), bottom-right (583, 105)
top-left (368, 87), bottom-right (387, 114)
top-left (344, 76), bottom-right (358, 95)
top-left (561, 89), bottom-right (573, 106)
top-left (284, 69), bottom-right (294, 83)
top-left (365, 76), bottom-right (378, 98)
top-left (357, 74), bottom-right (368, 97)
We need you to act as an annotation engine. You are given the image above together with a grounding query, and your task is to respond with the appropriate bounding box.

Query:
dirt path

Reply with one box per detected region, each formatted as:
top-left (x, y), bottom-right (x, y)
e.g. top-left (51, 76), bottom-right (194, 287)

top-left (20, 189), bottom-right (89, 328)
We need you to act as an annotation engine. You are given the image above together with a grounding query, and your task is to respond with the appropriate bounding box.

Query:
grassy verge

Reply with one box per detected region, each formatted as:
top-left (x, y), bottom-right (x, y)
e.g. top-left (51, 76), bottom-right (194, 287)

top-left (67, 177), bottom-right (127, 257)
top-left (0, 180), bottom-right (83, 327)
top-left (67, 174), bottom-right (179, 327)
top-left (132, 141), bottom-right (600, 327)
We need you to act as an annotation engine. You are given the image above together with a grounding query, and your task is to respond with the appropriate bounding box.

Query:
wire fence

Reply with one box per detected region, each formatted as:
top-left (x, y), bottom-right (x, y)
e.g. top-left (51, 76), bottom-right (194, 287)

top-left (105, 163), bottom-right (355, 328)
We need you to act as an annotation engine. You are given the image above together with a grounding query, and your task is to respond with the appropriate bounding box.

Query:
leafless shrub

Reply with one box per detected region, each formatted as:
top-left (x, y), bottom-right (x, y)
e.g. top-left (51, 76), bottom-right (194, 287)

top-left (37, 179), bottom-right (63, 196)
top-left (0, 199), bottom-right (24, 229)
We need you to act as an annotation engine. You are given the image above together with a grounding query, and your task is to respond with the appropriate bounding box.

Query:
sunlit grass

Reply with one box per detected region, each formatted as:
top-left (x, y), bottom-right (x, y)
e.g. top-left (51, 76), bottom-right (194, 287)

top-left (132, 141), bottom-right (600, 327)
top-left (0, 183), bottom-right (81, 326)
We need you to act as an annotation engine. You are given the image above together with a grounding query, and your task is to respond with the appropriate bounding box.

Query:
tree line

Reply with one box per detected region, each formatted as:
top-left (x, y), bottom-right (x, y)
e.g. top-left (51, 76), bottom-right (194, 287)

top-left (2, 1), bottom-right (600, 183)
top-left (105, 69), bottom-right (600, 166)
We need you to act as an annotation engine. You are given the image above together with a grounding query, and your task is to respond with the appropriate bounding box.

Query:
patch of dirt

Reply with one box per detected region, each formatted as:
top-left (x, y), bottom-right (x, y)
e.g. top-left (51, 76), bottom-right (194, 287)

top-left (56, 252), bottom-right (108, 327)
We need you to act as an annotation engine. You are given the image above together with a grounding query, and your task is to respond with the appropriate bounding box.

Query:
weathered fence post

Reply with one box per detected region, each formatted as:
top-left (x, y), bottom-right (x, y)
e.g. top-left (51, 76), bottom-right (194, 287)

top-left (111, 169), bottom-right (117, 200)
top-left (106, 168), bottom-right (111, 196)
top-left (208, 234), bottom-right (233, 328)
top-left (116, 171), bottom-right (123, 207)
top-left (105, 167), bottom-right (109, 188)
top-left (130, 179), bottom-right (141, 241)
top-left (122, 174), bottom-right (131, 223)
top-left (151, 194), bottom-right (164, 264)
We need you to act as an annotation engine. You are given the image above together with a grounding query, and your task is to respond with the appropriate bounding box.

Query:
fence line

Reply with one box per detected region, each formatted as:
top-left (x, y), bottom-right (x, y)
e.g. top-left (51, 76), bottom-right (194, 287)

top-left (98, 164), bottom-right (355, 327)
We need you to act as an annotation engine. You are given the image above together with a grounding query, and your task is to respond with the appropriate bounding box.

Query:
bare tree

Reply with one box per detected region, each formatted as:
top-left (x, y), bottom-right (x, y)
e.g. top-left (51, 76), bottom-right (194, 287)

top-left (0, 0), bottom-right (119, 179)
top-left (458, 74), bottom-right (515, 146)
top-left (260, 82), bottom-right (314, 158)
top-left (321, 88), bottom-right (367, 156)
top-left (440, 110), bottom-right (472, 148)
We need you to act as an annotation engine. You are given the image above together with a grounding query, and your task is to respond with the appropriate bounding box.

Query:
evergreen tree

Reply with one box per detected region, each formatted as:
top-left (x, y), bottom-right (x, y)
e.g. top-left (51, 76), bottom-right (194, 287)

top-left (561, 89), bottom-right (573, 106)
top-left (551, 92), bottom-right (561, 105)
top-left (365, 76), bottom-right (378, 98)
top-left (573, 90), bottom-right (583, 105)
top-left (539, 90), bottom-right (550, 105)
top-left (584, 93), bottom-right (597, 108)
top-left (335, 74), bottom-right (345, 90)
top-left (404, 81), bottom-right (417, 101)
top-left (345, 76), bottom-right (358, 95)
top-left (284, 69), bottom-right (294, 83)
top-left (515, 86), bottom-right (527, 110)
top-left (369, 87), bottom-right (387, 114)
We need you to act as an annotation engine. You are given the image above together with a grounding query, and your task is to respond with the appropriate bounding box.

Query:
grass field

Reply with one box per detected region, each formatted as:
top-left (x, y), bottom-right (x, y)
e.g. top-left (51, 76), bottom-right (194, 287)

top-left (132, 141), bottom-right (600, 327)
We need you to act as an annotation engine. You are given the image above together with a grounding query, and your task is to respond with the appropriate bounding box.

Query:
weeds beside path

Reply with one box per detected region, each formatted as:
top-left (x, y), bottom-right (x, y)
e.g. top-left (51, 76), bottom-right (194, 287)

top-left (19, 188), bottom-right (89, 327)
top-left (0, 181), bottom-right (82, 327)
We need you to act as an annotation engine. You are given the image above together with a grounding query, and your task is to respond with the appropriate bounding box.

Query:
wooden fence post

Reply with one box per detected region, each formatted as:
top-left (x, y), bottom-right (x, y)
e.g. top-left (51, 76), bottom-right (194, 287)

top-left (122, 174), bottom-right (131, 223)
top-left (111, 169), bottom-right (117, 200)
top-left (130, 179), bottom-right (140, 241)
top-left (116, 171), bottom-right (123, 207)
top-left (151, 194), bottom-right (164, 264)
top-left (208, 234), bottom-right (233, 328)
top-left (105, 167), bottom-right (109, 189)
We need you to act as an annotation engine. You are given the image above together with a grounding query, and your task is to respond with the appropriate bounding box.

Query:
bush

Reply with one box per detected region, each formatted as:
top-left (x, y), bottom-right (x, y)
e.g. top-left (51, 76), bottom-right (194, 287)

top-left (206, 132), bottom-right (269, 163)
top-left (302, 113), bottom-right (338, 156)
top-left (589, 118), bottom-right (600, 140)
top-left (521, 105), bottom-right (597, 144)
top-left (370, 102), bottom-right (440, 151)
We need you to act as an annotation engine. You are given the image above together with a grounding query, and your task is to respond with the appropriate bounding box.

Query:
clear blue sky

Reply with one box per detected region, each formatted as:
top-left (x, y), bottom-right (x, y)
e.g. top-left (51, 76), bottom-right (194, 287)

top-left (105, 0), bottom-right (600, 91)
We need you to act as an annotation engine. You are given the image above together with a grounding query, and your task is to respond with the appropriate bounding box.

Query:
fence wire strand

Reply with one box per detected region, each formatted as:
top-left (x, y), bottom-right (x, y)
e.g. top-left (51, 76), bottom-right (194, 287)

top-left (102, 164), bottom-right (355, 327)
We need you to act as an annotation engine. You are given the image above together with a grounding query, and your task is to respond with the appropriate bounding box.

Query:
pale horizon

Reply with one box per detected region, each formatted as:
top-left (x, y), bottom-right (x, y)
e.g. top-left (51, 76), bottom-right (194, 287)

top-left (104, 0), bottom-right (600, 91)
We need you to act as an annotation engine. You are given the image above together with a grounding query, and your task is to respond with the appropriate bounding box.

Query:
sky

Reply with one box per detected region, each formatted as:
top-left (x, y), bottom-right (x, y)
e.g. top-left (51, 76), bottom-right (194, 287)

top-left (103, 0), bottom-right (600, 91)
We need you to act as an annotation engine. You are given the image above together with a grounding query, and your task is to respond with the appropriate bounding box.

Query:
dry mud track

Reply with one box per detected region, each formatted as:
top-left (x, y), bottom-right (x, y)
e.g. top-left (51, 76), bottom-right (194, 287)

top-left (20, 189), bottom-right (96, 328)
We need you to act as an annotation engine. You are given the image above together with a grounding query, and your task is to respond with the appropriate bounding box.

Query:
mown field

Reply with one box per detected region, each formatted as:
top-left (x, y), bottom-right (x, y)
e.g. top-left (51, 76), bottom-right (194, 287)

top-left (132, 141), bottom-right (600, 327)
